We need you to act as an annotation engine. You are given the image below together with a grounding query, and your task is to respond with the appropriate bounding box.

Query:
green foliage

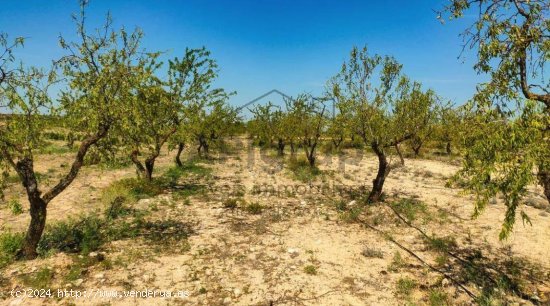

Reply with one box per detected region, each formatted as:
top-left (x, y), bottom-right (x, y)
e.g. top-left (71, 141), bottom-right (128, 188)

top-left (180, 89), bottom-right (238, 158)
top-left (38, 215), bottom-right (104, 255)
top-left (390, 198), bottom-right (430, 222)
top-left (0, 231), bottom-right (24, 268)
top-left (223, 198), bottom-right (239, 209)
top-left (104, 196), bottom-right (133, 221)
top-left (425, 235), bottom-right (457, 253)
top-left (249, 93), bottom-right (326, 164)
top-left (0, 2), bottom-right (161, 257)
top-left (395, 277), bottom-right (417, 296)
top-left (124, 47), bottom-right (232, 179)
top-left (441, 0), bottom-right (549, 110)
top-left (245, 202), bottom-right (264, 214)
top-left (285, 94), bottom-right (327, 166)
top-left (303, 265), bottom-right (318, 275)
top-left (287, 157), bottom-right (321, 182)
top-left (452, 102), bottom-right (548, 238)
top-left (65, 255), bottom-right (105, 283)
top-left (432, 106), bottom-right (464, 155)
top-left (330, 46), bottom-right (441, 201)
top-left (175, 158), bottom-right (212, 177)
top-left (388, 251), bottom-right (405, 272)
top-left (443, 0), bottom-right (550, 239)
top-left (20, 267), bottom-right (54, 289)
top-left (331, 46), bottom-right (438, 151)
top-left (249, 102), bottom-right (290, 151)
top-left (429, 289), bottom-right (449, 306)
top-left (112, 178), bottom-right (165, 200)
top-left (7, 198), bottom-right (23, 215)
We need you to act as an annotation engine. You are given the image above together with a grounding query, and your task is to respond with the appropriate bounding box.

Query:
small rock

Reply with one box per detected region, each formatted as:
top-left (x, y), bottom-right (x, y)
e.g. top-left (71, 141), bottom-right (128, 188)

top-left (9, 297), bottom-right (24, 306)
top-left (93, 273), bottom-right (105, 279)
top-left (223, 297), bottom-right (232, 304)
top-left (73, 279), bottom-right (84, 286)
top-left (287, 248), bottom-right (299, 258)
top-left (300, 201), bottom-right (306, 206)
top-left (442, 278), bottom-right (450, 287)
top-left (88, 252), bottom-right (98, 258)
top-left (233, 288), bottom-right (242, 297)
top-left (205, 270), bottom-right (212, 276)
top-left (30, 267), bottom-right (37, 273)
top-left (347, 200), bottom-right (357, 207)
top-left (287, 248), bottom-right (299, 254)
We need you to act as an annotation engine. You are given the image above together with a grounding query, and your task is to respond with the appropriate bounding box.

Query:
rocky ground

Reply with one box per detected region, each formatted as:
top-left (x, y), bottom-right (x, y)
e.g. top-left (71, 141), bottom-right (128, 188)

top-left (1, 138), bottom-right (549, 305)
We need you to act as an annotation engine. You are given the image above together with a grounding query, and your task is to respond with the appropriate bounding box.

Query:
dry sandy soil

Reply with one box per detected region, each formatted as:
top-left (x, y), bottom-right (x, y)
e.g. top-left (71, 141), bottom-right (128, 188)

top-left (1, 137), bottom-right (549, 305)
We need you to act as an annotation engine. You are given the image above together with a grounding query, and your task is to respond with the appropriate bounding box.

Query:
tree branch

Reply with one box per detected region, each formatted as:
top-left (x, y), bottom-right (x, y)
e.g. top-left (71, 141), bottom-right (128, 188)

top-left (42, 123), bottom-right (110, 204)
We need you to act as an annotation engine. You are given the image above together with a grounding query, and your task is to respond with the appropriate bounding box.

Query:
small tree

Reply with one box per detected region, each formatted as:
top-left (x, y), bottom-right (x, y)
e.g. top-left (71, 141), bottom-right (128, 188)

top-left (326, 98), bottom-right (351, 151)
top-left (249, 102), bottom-right (290, 155)
top-left (0, 3), bottom-right (146, 258)
top-left (126, 48), bottom-right (222, 180)
top-left (407, 90), bottom-right (441, 158)
top-left (433, 106), bottom-right (463, 155)
top-left (331, 46), bottom-right (437, 202)
top-left (285, 94), bottom-right (326, 167)
top-left (188, 97), bottom-right (236, 158)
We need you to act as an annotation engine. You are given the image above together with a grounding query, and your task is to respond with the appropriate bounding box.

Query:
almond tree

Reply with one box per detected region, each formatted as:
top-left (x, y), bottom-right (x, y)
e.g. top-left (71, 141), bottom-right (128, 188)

top-left (126, 48), bottom-right (223, 180)
top-left (331, 46), bottom-right (438, 202)
top-left (0, 3), bottom-right (146, 258)
top-left (326, 98), bottom-right (352, 151)
top-left (187, 97), bottom-right (237, 158)
top-left (249, 102), bottom-right (290, 155)
top-left (443, 0), bottom-right (549, 237)
top-left (285, 94), bottom-right (326, 167)
top-left (408, 91), bottom-right (441, 158)
top-left (433, 106), bottom-right (463, 155)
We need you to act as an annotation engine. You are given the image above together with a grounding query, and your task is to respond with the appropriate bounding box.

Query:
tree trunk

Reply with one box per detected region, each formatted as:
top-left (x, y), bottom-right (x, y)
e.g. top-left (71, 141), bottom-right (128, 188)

top-left (15, 158), bottom-right (47, 259)
top-left (305, 143), bottom-right (317, 167)
top-left (130, 150), bottom-right (147, 179)
top-left (538, 169), bottom-right (550, 204)
top-left (307, 154), bottom-right (315, 167)
top-left (412, 143), bottom-right (421, 157)
top-left (332, 136), bottom-right (343, 150)
top-left (290, 141), bottom-right (296, 155)
top-left (145, 157), bottom-right (155, 181)
top-left (368, 143), bottom-right (389, 203)
top-left (277, 138), bottom-right (285, 156)
top-left (197, 136), bottom-right (209, 157)
top-left (20, 197), bottom-right (47, 259)
top-left (175, 142), bottom-right (184, 167)
top-left (395, 144), bottom-right (405, 166)
top-left (446, 142), bottom-right (452, 155)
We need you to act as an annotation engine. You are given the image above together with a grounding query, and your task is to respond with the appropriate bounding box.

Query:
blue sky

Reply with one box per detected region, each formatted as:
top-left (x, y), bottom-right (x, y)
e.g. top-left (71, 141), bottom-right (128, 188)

top-left (0, 0), bottom-right (484, 111)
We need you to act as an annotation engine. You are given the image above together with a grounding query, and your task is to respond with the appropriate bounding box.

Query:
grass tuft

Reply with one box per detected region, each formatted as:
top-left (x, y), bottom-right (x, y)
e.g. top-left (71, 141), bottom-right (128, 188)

top-left (287, 158), bottom-right (321, 182)
top-left (0, 231), bottom-right (24, 269)
top-left (396, 277), bottom-right (416, 296)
